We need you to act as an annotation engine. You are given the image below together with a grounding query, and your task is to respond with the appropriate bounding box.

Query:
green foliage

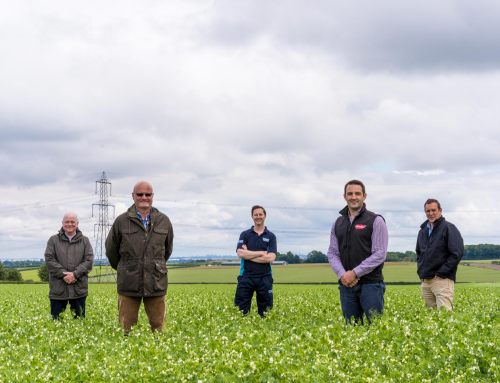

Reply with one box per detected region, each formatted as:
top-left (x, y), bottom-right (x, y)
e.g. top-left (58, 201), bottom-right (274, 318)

top-left (5, 268), bottom-right (22, 281)
top-left (304, 250), bottom-right (328, 263)
top-left (464, 244), bottom-right (500, 260)
top-left (386, 251), bottom-right (417, 262)
top-left (0, 264), bottom-right (6, 280)
top-left (276, 251), bottom-right (302, 264)
top-left (38, 263), bottom-right (49, 282)
top-left (0, 284), bottom-right (498, 382)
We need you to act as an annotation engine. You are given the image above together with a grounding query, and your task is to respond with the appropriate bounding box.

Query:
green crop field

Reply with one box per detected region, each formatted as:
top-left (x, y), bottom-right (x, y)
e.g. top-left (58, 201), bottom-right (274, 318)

top-left (0, 283), bottom-right (498, 382)
top-left (20, 262), bottom-right (500, 284)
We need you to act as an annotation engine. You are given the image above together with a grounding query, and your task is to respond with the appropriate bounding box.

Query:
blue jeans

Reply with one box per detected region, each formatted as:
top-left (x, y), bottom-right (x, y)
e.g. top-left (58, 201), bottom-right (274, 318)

top-left (339, 282), bottom-right (385, 324)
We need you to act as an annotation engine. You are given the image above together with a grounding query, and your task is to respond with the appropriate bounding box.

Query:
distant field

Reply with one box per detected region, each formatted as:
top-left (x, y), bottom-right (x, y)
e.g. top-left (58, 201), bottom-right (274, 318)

top-left (20, 262), bottom-right (500, 283)
top-left (167, 263), bottom-right (500, 284)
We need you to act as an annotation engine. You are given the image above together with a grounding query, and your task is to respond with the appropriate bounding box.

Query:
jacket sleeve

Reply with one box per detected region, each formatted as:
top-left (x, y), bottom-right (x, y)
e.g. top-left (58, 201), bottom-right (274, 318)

top-left (44, 236), bottom-right (66, 278)
top-left (164, 221), bottom-right (174, 262)
top-left (74, 237), bottom-right (94, 279)
top-left (105, 222), bottom-right (121, 270)
top-left (436, 224), bottom-right (464, 278)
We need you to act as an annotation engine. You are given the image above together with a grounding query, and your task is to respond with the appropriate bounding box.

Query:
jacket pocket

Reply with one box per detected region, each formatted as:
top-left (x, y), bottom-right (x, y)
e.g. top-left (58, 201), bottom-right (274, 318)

top-left (50, 277), bottom-right (67, 297)
top-left (74, 275), bottom-right (88, 296)
top-left (153, 262), bottom-right (168, 292)
top-left (117, 261), bottom-right (140, 293)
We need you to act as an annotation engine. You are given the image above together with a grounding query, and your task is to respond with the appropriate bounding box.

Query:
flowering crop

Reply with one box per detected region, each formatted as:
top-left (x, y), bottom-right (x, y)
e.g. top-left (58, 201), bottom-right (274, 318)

top-left (0, 284), bottom-right (498, 382)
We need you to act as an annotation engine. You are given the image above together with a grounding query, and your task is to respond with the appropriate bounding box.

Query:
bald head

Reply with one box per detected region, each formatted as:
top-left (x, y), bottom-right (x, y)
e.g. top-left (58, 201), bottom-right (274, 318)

top-left (132, 181), bottom-right (154, 215)
top-left (63, 212), bottom-right (79, 223)
top-left (133, 181), bottom-right (154, 194)
top-left (62, 212), bottom-right (79, 237)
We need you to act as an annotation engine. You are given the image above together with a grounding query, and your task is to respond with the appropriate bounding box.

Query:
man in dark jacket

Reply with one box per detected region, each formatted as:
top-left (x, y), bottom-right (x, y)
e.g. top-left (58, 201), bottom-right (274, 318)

top-left (416, 198), bottom-right (464, 311)
top-left (106, 181), bottom-right (174, 332)
top-left (44, 212), bottom-right (94, 319)
top-left (327, 180), bottom-right (388, 324)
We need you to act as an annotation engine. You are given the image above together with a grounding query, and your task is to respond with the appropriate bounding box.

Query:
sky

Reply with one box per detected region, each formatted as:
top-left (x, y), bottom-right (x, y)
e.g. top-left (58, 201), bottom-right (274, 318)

top-left (1, 0), bottom-right (500, 260)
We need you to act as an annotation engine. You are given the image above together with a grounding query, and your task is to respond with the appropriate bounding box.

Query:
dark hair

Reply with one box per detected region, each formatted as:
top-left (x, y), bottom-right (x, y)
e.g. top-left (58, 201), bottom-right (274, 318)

top-left (424, 198), bottom-right (441, 210)
top-left (251, 205), bottom-right (266, 216)
top-left (344, 179), bottom-right (366, 195)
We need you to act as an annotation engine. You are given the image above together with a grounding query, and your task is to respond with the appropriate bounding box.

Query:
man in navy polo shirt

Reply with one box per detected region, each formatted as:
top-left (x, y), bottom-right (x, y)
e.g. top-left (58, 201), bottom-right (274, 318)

top-left (234, 205), bottom-right (277, 317)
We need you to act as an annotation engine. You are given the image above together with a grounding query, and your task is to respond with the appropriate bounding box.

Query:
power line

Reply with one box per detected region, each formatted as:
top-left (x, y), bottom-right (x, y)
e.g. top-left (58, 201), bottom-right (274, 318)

top-left (91, 172), bottom-right (115, 282)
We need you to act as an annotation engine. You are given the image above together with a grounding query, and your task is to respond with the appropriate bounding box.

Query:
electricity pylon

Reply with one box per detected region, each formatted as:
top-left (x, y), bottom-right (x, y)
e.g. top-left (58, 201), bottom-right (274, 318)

top-left (92, 171), bottom-right (115, 283)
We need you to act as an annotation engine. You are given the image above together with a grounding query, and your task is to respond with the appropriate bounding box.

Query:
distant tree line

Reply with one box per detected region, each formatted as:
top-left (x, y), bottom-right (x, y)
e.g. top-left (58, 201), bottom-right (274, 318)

top-left (1, 259), bottom-right (44, 268)
top-left (463, 244), bottom-right (500, 260)
top-left (275, 244), bottom-right (500, 264)
top-left (276, 250), bottom-right (328, 264)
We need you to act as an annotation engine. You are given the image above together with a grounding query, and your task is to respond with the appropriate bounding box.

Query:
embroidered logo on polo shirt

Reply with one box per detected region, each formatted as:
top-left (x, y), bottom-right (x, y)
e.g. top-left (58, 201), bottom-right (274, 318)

top-left (354, 224), bottom-right (367, 230)
top-left (263, 237), bottom-right (270, 242)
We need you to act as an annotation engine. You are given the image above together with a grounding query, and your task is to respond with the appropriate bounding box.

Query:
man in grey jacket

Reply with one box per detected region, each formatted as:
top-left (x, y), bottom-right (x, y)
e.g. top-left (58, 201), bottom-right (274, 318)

top-left (44, 212), bottom-right (94, 319)
top-left (106, 181), bottom-right (174, 333)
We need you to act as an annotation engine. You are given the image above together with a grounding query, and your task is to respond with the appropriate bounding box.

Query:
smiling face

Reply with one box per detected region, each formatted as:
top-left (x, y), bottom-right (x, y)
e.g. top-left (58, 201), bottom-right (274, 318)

top-left (132, 181), bottom-right (154, 213)
top-left (252, 207), bottom-right (266, 227)
top-left (344, 184), bottom-right (366, 214)
top-left (62, 213), bottom-right (79, 237)
top-left (425, 202), bottom-right (442, 223)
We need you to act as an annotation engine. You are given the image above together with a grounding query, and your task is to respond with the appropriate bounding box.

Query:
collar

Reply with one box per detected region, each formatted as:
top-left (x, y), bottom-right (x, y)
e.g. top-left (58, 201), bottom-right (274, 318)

top-left (339, 203), bottom-right (367, 218)
top-left (420, 216), bottom-right (445, 230)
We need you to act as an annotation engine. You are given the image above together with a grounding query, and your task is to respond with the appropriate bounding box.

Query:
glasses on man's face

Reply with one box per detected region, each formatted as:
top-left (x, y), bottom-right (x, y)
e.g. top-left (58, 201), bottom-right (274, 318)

top-left (135, 193), bottom-right (153, 197)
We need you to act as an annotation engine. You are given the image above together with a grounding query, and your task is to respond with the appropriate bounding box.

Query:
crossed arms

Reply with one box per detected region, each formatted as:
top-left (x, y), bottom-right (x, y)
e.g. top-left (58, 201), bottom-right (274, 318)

top-left (237, 244), bottom-right (276, 263)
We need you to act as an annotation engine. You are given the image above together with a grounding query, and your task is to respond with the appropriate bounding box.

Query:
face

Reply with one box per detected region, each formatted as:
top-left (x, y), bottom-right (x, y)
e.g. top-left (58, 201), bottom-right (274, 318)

top-left (132, 182), bottom-right (154, 211)
top-left (62, 214), bottom-right (78, 236)
top-left (344, 184), bottom-right (366, 212)
top-left (425, 202), bottom-right (442, 223)
top-left (252, 208), bottom-right (266, 226)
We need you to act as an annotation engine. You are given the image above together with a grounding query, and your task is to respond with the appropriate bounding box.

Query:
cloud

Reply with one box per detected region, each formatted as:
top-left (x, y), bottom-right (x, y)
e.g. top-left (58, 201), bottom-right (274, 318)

top-left (0, 1), bottom-right (499, 259)
top-left (200, 0), bottom-right (500, 73)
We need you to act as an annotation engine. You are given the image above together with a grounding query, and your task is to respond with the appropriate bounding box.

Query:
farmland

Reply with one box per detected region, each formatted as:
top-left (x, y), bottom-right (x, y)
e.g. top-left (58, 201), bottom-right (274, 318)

top-left (0, 283), bottom-right (498, 382)
top-left (20, 262), bottom-right (500, 284)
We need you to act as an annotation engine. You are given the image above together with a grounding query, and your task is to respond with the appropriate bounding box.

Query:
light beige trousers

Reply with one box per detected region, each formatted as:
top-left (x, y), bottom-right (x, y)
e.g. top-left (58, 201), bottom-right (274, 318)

top-left (420, 276), bottom-right (455, 311)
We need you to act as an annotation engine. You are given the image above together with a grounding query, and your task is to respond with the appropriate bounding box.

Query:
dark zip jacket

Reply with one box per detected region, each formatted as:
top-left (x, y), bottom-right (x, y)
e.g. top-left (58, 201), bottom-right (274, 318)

top-left (416, 216), bottom-right (464, 281)
top-left (105, 205), bottom-right (174, 297)
top-left (335, 204), bottom-right (384, 283)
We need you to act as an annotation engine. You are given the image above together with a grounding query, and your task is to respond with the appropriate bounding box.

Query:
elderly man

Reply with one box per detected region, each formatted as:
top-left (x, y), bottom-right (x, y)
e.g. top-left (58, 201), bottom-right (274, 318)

top-left (106, 181), bottom-right (174, 332)
top-left (44, 212), bottom-right (94, 319)
top-left (416, 198), bottom-right (464, 311)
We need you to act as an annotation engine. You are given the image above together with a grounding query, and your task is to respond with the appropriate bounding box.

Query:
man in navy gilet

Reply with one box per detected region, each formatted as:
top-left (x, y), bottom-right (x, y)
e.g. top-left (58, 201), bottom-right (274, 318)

top-left (234, 205), bottom-right (277, 317)
top-left (327, 180), bottom-right (388, 324)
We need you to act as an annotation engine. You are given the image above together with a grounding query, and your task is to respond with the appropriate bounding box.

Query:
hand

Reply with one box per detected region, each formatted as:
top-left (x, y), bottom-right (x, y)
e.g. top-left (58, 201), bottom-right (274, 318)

top-left (341, 270), bottom-right (359, 287)
top-left (63, 272), bottom-right (76, 284)
top-left (237, 244), bottom-right (248, 257)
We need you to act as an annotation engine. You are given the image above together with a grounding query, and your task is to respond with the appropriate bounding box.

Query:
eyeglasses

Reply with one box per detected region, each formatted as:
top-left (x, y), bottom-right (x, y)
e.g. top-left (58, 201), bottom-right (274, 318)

top-left (135, 193), bottom-right (153, 197)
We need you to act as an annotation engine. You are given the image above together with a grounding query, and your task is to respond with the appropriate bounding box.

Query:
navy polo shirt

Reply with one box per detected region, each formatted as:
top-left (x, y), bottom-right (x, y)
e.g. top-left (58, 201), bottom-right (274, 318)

top-left (236, 226), bottom-right (277, 277)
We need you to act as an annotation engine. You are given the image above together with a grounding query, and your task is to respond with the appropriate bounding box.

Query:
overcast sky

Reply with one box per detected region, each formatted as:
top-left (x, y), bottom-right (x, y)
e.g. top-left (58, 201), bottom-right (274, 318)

top-left (1, 0), bottom-right (500, 260)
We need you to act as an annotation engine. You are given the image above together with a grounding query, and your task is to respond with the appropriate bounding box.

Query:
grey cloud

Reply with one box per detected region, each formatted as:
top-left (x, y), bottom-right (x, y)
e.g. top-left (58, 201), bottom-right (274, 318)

top-left (201, 0), bottom-right (500, 72)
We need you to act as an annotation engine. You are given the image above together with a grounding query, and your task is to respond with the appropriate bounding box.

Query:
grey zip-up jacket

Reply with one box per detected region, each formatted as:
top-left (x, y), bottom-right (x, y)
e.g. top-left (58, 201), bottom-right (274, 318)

top-left (44, 228), bottom-right (94, 299)
top-left (105, 205), bottom-right (174, 297)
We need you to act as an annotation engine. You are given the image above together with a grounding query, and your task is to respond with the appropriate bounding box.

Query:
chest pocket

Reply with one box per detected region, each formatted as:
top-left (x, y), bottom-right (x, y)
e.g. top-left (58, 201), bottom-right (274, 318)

top-left (151, 226), bottom-right (169, 259)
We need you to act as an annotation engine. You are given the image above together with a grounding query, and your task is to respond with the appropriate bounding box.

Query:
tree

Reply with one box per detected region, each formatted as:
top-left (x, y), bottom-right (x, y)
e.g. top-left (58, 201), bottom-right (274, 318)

top-left (6, 268), bottom-right (22, 281)
top-left (38, 263), bottom-right (49, 282)
top-left (276, 251), bottom-right (302, 264)
top-left (304, 250), bottom-right (328, 263)
top-left (0, 263), bottom-right (6, 280)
